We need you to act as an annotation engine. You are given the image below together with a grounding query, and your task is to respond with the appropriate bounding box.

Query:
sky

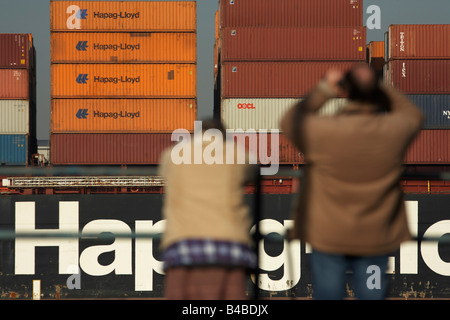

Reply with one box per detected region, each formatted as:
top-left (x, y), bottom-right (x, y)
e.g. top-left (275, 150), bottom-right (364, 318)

top-left (0, 0), bottom-right (449, 141)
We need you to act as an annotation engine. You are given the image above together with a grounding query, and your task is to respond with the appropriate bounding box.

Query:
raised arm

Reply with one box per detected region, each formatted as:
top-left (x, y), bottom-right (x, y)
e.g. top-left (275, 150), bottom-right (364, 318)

top-left (281, 70), bottom-right (343, 145)
top-left (383, 85), bottom-right (424, 132)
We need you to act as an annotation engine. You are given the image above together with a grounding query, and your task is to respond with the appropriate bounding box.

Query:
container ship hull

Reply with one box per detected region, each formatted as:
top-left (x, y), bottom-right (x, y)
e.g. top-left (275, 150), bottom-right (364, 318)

top-left (0, 192), bottom-right (449, 299)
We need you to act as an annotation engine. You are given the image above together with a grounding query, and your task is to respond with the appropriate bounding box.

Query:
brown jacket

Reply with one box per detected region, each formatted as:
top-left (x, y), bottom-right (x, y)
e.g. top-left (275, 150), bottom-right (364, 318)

top-left (158, 139), bottom-right (254, 250)
top-left (281, 82), bottom-right (424, 256)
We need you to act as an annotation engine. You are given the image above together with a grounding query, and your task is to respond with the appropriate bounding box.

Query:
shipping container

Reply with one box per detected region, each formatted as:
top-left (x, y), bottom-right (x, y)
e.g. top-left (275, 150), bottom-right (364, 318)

top-left (50, 1), bottom-right (197, 32)
top-left (0, 134), bottom-right (29, 165)
top-left (221, 98), bottom-right (347, 131)
top-left (51, 99), bottom-right (197, 133)
top-left (0, 34), bottom-right (32, 69)
top-left (51, 64), bottom-right (197, 98)
top-left (219, 0), bottom-right (363, 28)
top-left (221, 27), bottom-right (366, 62)
top-left (368, 41), bottom-right (384, 61)
top-left (50, 133), bottom-right (174, 165)
top-left (388, 24), bottom-right (450, 60)
top-left (405, 130), bottom-right (450, 164)
top-left (221, 62), bottom-right (357, 98)
top-left (386, 60), bottom-right (450, 94)
top-left (0, 69), bottom-right (30, 99)
top-left (230, 132), bottom-right (304, 165)
top-left (0, 100), bottom-right (30, 134)
top-left (407, 95), bottom-right (450, 129)
top-left (50, 32), bottom-right (197, 64)
top-left (230, 130), bottom-right (450, 165)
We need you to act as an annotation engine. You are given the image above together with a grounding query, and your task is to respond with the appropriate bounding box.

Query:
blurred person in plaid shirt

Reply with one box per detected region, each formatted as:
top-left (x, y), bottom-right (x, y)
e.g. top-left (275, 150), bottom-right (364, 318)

top-left (158, 119), bottom-right (257, 300)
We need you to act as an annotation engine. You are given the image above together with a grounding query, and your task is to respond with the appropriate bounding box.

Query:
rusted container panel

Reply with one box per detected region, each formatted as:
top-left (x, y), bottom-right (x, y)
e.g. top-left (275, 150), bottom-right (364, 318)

top-left (230, 133), bottom-right (304, 165)
top-left (215, 10), bottom-right (219, 41)
top-left (221, 27), bottom-right (366, 62)
top-left (50, 1), bottom-right (197, 32)
top-left (0, 34), bottom-right (32, 69)
top-left (0, 69), bottom-right (30, 99)
top-left (221, 98), bottom-right (347, 130)
top-left (388, 25), bottom-right (450, 60)
top-left (221, 62), bottom-right (356, 98)
top-left (386, 60), bottom-right (450, 94)
top-left (51, 99), bottom-right (196, 133)
top-left (50, 133), bottom-right (174, 165)
top-left (51, 64), bottom-right (197, 98)
top-left (405, 130), bottom-right (450, 164)
top-left (220, 0), bottom-right (363, 28)
top-left (50, 32), bottom-right (197, 63)
top-left (0, 100), bottom-right (30, 134)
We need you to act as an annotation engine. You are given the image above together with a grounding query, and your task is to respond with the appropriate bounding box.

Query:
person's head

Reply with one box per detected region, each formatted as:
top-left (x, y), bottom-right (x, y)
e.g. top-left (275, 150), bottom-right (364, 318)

top-left (341, 63), bottom-right (391, 113)
top-left (201, 118), bottom-right (226, 135)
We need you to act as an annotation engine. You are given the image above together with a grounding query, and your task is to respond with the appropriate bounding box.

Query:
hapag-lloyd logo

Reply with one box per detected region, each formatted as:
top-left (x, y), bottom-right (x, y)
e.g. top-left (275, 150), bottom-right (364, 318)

top-left (13, 201), bottom-right (450, 292)
top-left (76, 109), bottom-right (141, 120)
top-left (93, 43), bottom-right (141, 51)
top-left (76, 42), bottom-right (141, 52)
top-left (66, 5), bottom-right (139, 30)
top-left (76, 74), bottom-right (140, 84)
top-left (93, 12), bottom-right (140, 20)
top-left (94, 76), bottom-right (141, 84)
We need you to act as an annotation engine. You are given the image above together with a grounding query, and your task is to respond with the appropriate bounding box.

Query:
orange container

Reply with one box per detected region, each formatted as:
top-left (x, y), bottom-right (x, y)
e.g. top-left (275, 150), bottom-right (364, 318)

top-left (51, 99), bottom-right (196, 133)
top-left (51, 64), bottom-right (197, 98)
top-left (51, 32), bottom-right (197, 63)
top-left (50, 1), bottom-right (196, 32)
top-left (369, 41), bottom-right (385, 60)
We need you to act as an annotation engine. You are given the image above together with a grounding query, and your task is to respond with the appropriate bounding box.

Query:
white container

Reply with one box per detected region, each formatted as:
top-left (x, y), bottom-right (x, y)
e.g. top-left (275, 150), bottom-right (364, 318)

top-left (221, 98), bottom-right (347, 131)
top-left (0, 100), bottom-right (30, 134)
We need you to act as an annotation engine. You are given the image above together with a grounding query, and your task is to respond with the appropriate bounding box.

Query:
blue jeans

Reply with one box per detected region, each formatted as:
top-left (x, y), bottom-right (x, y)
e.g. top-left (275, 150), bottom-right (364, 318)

top-left (310, 250), bottom-right (389, 300)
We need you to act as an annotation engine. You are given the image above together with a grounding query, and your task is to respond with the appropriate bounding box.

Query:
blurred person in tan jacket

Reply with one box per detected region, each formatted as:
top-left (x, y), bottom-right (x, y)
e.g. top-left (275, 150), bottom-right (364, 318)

top-left (281, 63), bottom-right (423, 300)
top-left (158, 119), bottom-right (256, 300)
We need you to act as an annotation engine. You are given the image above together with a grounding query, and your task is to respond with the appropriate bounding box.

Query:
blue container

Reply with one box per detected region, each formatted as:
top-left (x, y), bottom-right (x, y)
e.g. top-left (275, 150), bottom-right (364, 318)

top-left (0, 134), bottom-right (28, 165)
top-left (407, 95), bottom-right (450, 129)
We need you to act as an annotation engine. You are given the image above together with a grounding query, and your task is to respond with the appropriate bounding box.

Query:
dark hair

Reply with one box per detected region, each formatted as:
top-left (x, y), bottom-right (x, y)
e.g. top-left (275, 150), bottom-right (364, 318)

top-left (341, 66), bottom-right (391, 113)
top-left (201, 118), bottom-right (227, 134)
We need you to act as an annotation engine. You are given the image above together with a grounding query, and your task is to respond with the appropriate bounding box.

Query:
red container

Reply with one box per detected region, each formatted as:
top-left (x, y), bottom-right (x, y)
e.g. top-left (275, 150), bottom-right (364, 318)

top-left (221, 61), bottom-right (357, 98)
top-left (0, 34), bottom-right (32, 69)
top-left (51, 133), bottom-right (174, 165)
top-left (388, 25), bottom-right (450, 60)
top-left (405, 130), bottom-right (450, 164)
top-left (387, 60), bottom-right (450, 94)
top-left (0, 69), bottom-right (30, 99)
top-left (231, 133), bottom-right (304, 165)
top-left (220, 0), bottom-right (363, 28)
top-left (221, 27), bottom-right (366, 62)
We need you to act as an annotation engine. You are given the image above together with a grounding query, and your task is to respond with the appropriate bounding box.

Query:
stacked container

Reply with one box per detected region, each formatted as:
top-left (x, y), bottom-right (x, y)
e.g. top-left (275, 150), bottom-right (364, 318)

top-left (385, 25), bottom-right (450, 164)
top-left (0, 34), bottom-right (37, 165)
top-left (367, 41), bottom-right (385, 80)
top-left (50, 1), bottom-right (197, 165)
top-left (215, 0), bottom-right (366, 165)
